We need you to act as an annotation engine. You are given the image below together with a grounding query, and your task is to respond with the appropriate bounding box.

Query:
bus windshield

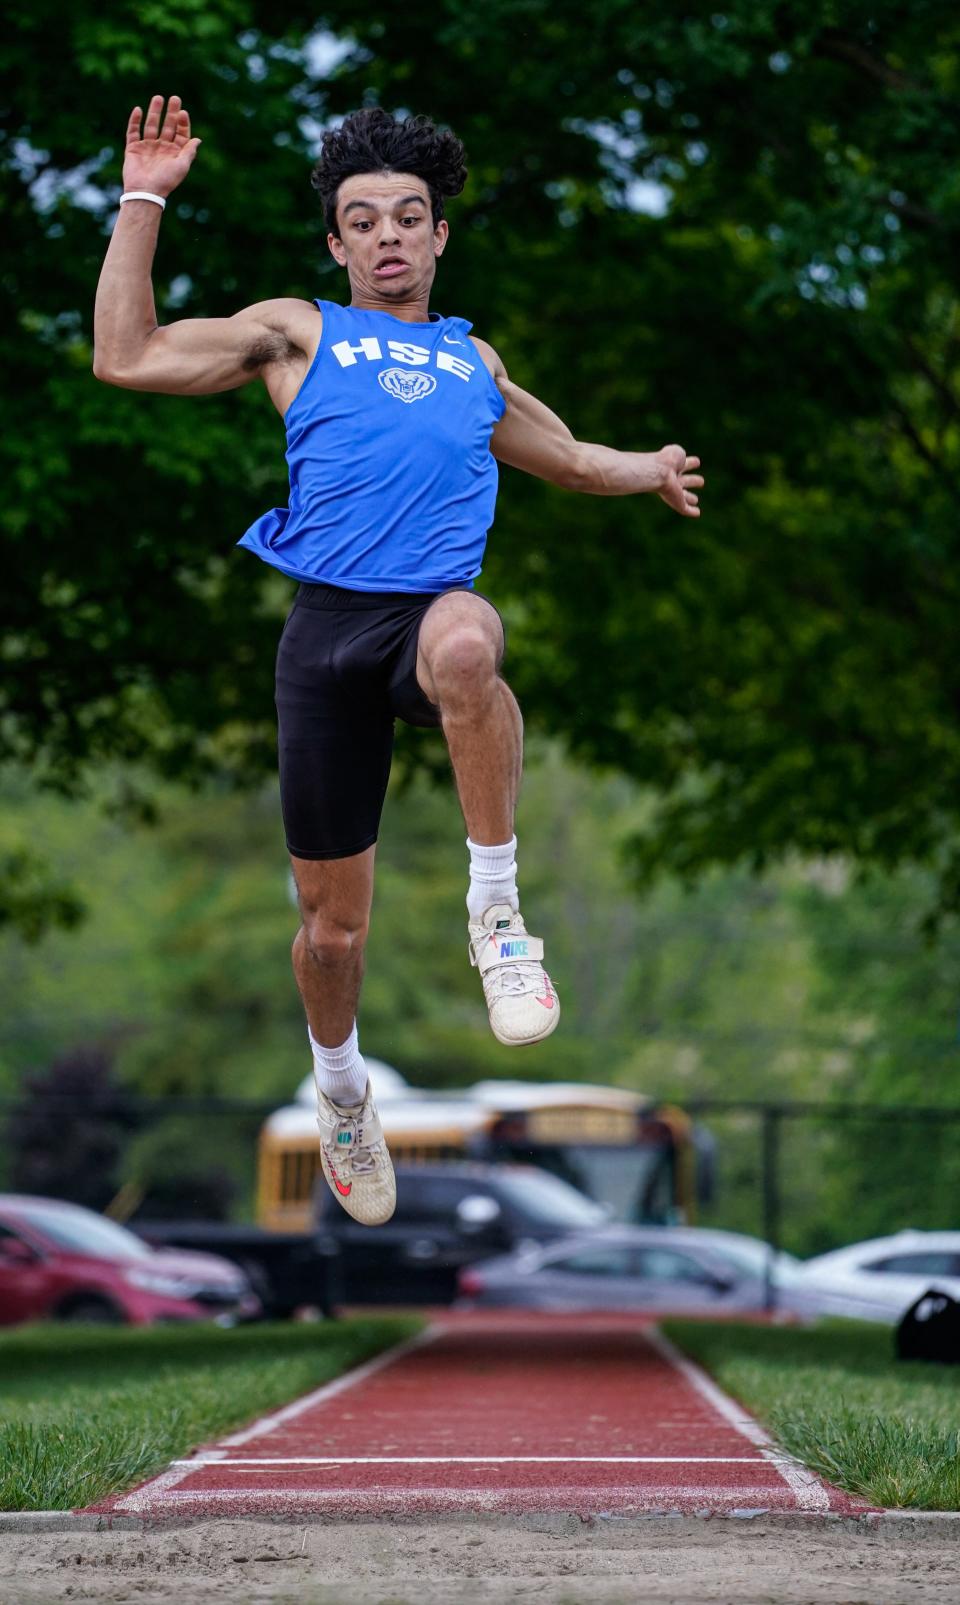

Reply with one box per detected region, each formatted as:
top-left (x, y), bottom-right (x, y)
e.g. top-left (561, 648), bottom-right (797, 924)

top-left (493, 1169), bottom-right (607, 1229)
top-left (498, 1142), bottom-right (677, 1224)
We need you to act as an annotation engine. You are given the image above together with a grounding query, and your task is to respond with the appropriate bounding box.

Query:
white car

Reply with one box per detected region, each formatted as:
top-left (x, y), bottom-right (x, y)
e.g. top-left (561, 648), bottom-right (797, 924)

top-left (792, 1230), bottom-right (960, 1323)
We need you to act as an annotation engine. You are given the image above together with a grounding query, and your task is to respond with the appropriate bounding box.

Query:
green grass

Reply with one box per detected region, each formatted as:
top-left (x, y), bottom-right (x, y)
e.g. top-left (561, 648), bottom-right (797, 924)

top-left (0, 1316), bottom-right (422, 1512)
top-left (663, 1318), bottom-right (960, 1511)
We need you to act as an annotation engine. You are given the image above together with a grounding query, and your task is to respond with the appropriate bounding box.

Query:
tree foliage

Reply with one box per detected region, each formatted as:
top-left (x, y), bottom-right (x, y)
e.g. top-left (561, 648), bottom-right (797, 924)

top-left (0, 847), bottom-right (84, 942)
top-left (5, 1048), bottom-right (138, 1210)
top-left (3, 1), bottom-right (960, 895)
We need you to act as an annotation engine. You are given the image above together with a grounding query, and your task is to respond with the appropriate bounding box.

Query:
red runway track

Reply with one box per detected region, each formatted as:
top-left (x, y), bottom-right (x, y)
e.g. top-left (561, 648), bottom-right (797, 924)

top-left (90, 1316), bottom-right (877, 1520)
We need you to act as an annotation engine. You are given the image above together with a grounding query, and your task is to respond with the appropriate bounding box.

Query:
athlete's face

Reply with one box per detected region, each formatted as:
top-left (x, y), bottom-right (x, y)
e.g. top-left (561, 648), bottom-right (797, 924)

top-left (328, 172), bottom-right (448, 312)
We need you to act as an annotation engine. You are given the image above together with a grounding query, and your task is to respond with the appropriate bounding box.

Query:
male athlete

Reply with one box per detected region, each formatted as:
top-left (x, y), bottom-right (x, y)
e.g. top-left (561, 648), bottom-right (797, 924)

top-left (94, 97), bottom-right (703, 1227)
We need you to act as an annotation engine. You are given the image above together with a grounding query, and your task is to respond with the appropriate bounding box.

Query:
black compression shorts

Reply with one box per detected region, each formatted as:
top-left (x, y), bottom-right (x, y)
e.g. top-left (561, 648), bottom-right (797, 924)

top-left (274, 581), bottom-right (502, 860)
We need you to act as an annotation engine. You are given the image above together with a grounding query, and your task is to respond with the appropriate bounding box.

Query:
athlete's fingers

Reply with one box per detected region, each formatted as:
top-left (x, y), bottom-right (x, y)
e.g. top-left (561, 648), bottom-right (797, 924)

top-left (684, 455), bottom-right (701, 472)
top-left (174, 108), bottom-right (192, 146)
top-left (126, 106), bottom-right (143, 145)
top-left (681, 474), bottom-right (705, 489)
top-left (143, 94), bottom-right (164, 141)
top-left (159, 95), bottom-right (182, 142)
top-left (182, 136), bottom-right (202, 166)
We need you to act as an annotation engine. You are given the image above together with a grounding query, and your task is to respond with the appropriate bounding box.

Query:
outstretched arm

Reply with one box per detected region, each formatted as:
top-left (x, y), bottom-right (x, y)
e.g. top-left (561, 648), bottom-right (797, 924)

top-left (476, 339), bottom-right (703, 518)
top-left (93, 95), bottom-right (308, 394)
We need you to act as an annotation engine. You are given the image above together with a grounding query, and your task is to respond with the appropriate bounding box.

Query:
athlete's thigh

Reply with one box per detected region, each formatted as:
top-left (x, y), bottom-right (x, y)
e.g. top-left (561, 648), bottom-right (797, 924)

top-left (415, 589), bottom-right (505, 704)
top-left (275, 603), bottom-right (394, 861)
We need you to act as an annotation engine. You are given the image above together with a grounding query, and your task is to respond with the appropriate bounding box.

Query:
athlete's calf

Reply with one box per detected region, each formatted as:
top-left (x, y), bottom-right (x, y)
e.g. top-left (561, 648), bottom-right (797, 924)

top-left (291, 848), bottom-right (373, 1056)
top-left (289, 846), bottom-right (396, 1225)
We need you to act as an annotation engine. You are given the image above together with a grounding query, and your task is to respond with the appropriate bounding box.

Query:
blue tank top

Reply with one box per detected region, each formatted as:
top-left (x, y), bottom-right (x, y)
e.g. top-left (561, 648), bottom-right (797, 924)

top-left (237, 299), bottom-right (506, 592)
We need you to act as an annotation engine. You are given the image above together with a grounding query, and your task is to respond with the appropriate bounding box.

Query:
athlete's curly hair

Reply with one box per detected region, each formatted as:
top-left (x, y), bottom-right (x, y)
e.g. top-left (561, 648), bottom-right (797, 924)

top-left (311, 108), bottom-right (468, 237)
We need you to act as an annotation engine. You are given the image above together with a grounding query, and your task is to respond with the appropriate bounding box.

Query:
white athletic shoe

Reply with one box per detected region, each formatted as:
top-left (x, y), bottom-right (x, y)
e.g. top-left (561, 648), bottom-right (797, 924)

top-left (315, 1080), bottom-right (396, 1225)
top-left (468, 903), bottom-right (560, 1046)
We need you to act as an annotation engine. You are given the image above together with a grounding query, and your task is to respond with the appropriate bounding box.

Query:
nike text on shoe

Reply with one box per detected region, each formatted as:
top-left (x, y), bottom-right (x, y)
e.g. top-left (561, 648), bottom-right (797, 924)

top-left (468, 903), bottom-right (560, 1046)
top-left (315, 1079), bottom-right (396, 1225)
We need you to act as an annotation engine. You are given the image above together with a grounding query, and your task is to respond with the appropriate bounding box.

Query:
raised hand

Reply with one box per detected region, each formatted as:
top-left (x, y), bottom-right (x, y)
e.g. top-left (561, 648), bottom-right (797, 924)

top-left (122, 94), bottom-right (201, 198)
top-left (656, 444), bottom-right (703, 518)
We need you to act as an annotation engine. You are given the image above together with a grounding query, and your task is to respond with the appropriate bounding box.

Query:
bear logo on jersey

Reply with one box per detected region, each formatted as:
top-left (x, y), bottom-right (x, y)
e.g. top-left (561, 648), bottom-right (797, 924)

top-left (378, 368), bottom-right (438, 404)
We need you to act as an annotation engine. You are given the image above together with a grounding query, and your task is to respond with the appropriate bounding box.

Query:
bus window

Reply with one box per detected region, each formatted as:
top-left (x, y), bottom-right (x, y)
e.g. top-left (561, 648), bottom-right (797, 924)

top-left (490, 1142), bottom-right (678, 1224)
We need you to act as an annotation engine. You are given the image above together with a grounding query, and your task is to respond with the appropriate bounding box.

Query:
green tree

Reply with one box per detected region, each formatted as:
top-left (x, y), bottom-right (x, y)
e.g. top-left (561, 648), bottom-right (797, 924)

top-left (5, 1047), bottom-right (138, 1208)
top-left (3, 0), bottom-right (960, 904)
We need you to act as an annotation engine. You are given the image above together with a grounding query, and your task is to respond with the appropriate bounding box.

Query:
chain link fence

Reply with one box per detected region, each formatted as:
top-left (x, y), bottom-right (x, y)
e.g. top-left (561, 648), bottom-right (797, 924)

top-left (690, 1099), bottom-right (960, 1259)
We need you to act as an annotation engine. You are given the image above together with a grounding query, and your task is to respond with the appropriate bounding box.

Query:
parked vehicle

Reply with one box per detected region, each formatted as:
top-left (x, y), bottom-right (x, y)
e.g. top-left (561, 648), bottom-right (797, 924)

top-left (0, 1194), bottom-right (260, 1326)
top-left (790, 1230), bottom-right (960, 1324)
top-left (313, 1161), bottom-right (608, 1305)
top-left (141, 1159), bottom-right (605, 1314)
top-left (136, 1220), bottom-right (339, 1320)
top-left (455, 1224), bottom-right (807, 1313)
top-left (678, 1228), bottom-right (803, 1291)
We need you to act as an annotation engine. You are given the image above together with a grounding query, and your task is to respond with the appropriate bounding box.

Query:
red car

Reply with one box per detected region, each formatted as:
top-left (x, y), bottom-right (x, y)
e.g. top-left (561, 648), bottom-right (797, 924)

top-left (0, 1194), bottom-right (261, 1325)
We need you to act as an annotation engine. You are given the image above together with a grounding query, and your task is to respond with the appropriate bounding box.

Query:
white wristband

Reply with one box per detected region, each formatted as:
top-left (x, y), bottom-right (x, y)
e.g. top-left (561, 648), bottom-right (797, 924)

top-left (119, 191), bottom-right (167, 210)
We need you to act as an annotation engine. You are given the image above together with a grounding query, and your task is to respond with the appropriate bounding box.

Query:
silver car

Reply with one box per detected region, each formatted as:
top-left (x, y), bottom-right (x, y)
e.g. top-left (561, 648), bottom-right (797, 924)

top-left (456, 1224), bottom-right (796, 1313)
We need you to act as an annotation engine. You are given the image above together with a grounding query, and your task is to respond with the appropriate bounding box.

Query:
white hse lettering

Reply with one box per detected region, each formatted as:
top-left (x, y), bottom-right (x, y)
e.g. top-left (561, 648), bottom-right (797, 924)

top-left (436, 350), bottom-right (475, 381)
top-left (331, 337), bottom-right (474, 382)
top-left (330, 336), bottom-right (383, 367)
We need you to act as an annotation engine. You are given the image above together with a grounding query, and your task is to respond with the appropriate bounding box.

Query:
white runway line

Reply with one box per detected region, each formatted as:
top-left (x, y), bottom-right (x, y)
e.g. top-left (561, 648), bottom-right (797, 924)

top-left (140, 1485), bottom-right (794, 1508)
top-left (114, 1465), bottom-right (205, 1514)
top-left (172, 1455), bottom-right (772, 1467)
top-left (644, 1327), bottom-right (831, 1512)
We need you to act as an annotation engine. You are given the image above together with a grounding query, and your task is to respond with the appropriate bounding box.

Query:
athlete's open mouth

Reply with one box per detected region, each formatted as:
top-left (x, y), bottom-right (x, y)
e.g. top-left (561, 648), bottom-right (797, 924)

top-left (374, 258), bottom-right (409, 277)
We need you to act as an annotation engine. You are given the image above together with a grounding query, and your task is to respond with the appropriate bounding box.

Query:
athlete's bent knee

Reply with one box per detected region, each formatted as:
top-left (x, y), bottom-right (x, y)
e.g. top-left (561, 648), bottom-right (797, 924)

top-left (429, 628), bottom-right (498, 697)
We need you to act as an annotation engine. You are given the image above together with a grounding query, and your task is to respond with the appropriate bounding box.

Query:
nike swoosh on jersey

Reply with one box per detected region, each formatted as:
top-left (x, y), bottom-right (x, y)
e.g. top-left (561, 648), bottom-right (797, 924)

top-left (442, 335), bottom-right (463, 345)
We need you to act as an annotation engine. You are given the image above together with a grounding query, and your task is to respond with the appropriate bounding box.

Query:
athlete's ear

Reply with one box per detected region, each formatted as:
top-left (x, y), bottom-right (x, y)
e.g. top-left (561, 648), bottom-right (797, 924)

top-left (327, 231), bottom-right (348, 267)
top-left (433, 219), bottom-right (449, 257)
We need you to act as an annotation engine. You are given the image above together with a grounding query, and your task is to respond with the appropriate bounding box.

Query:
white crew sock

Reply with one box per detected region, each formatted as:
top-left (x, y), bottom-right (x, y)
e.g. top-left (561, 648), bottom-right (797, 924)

top-left (309, 1022), bottom-right (368, 1108)
top-left (466, 834), bottom-right (519, 920)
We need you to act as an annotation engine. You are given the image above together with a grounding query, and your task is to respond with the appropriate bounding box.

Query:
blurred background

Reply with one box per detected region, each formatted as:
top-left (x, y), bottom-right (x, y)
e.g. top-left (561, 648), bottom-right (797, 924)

top-left (2, 1), bottom-right (959, 1320)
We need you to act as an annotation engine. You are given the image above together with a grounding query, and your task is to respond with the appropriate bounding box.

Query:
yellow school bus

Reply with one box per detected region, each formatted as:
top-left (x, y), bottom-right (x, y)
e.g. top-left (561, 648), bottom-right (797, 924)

top-left (256, 1062), bottom-right (702, 1232)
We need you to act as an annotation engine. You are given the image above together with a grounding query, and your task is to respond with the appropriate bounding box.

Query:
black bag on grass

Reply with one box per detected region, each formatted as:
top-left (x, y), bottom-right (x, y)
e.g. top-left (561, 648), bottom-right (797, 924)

top-left (895, 1288), bottom-right (960, 1363)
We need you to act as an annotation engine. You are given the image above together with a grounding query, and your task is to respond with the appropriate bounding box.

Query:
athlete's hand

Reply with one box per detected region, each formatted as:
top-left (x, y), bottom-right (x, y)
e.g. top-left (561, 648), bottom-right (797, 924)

top-left (656, 444), bottom-right (703, 518)
top-left (122, 94), bottom-right (201, 198)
